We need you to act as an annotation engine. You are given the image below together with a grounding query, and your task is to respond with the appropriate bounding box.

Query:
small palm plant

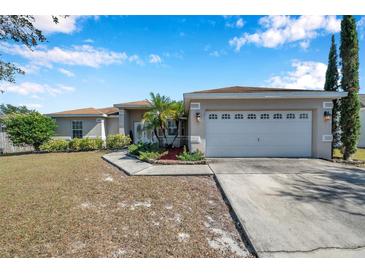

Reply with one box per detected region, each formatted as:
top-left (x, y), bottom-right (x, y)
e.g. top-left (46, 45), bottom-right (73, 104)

top-left (143, 92), bottom-right (173, 146)
top-left (170, 100), bottom-right (184, 147)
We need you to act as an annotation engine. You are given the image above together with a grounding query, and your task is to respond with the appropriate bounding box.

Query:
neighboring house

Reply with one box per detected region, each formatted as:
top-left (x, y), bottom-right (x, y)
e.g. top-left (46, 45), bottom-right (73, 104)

top-left (49, 86), bottom-right (347, 159)
top-left (359, 94), bottom-right (365, 148)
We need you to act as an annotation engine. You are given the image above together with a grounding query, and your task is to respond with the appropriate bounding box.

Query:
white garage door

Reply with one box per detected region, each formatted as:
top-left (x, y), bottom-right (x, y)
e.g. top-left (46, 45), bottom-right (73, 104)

top-left (206, 111), bottom-right (312, 157)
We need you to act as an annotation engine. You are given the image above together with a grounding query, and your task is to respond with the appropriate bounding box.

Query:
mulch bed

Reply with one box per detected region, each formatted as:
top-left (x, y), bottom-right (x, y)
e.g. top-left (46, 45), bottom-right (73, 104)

top-left (159, 147), bottom-right (184, 160)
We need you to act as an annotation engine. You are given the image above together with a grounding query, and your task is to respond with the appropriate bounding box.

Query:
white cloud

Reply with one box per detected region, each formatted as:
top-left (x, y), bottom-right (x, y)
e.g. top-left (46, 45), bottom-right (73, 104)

top-left (33, 16), bottom-right (80, 34)
top-left (0, 42), bottom-right (130, 68)
top-left (149, 54), bottom-right (162, 64)
top-left (128, 54), bottom-right (144, 65)
top-left (22, 103), bottom-right (43, 110)
top-left (225, 16), bottom-right (245, 29)
top-left (236, 18), bottom-right (245, 29)
top-left (357, 16), bottom-right (365, 39)
top-left (267, 60), bottom-right (327, 90)
top-left (83, 38), bottom-right (94, 43)
top-left (229, 15), bottom-right (341, 51)
top-left (58, 68), bottom-right (75, 77)
top-left (0, 82), bottom-right (75, 96)
top-left (209, 49), bottom-right (226, 57)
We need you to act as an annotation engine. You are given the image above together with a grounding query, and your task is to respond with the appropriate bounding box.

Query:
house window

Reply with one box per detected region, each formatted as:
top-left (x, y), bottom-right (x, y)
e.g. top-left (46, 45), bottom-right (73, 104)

top-left (221, 114), bottom-right (231, 119)
top-left (286, 113), bottom-right (296, 119)
top-left (247, 113), bottom-right (256, 120)
top-left (209, 114), bottom-right (218, 120)
top-left (299, 113), bottom-right (309, 119)
top-left (167, 120), bottom-right (178, 136)
top-left (234, 113), bottom-right (244, 119)
top-left (260, 113), bottom-right (270, 120)
top-left (72, 121), bottom-right (83, 138)
top-left (273, 113), bottom-right (282, 119)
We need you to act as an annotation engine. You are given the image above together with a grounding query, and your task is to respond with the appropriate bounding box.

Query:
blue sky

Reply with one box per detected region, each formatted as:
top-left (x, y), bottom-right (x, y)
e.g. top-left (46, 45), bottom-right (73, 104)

top-left (0, 15), bottom-right (364, 113)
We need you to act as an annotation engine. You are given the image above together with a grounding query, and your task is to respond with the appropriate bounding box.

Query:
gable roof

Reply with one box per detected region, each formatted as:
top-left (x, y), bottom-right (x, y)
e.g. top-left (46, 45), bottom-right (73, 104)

top-left (189, 86), bottom-right (325, 94)
top-left (360, 94), bottom-right (365, 108)
top-left (48, 107), bottom-right (119, 117)
top-left (114, 99), bottom-right (152, 109)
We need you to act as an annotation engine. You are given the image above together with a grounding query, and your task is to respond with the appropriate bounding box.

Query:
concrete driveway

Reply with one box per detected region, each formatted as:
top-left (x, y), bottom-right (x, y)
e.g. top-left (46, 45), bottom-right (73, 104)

top-left (209, 158), bottom-right (365, 257)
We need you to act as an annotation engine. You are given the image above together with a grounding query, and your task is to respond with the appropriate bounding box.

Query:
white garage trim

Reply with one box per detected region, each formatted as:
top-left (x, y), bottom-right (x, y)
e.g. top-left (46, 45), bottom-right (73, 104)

top-left (205, 110), bottom-right (312, 158)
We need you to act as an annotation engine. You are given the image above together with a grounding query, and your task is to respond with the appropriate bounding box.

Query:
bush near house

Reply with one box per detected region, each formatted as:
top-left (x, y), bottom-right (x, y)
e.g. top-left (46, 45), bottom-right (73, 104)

top-left (79, 138), bottom-right (103, 151)
top-left (106, 134), bottom-right (131, 150)
top-left (128, 142), bottom-right (161, 156)
top-left (139, 151), bottom-right (163, 161)
top-left (177, 147), bottom-right (205, 161)
top-left (39, 139), bottom-right (69, 152)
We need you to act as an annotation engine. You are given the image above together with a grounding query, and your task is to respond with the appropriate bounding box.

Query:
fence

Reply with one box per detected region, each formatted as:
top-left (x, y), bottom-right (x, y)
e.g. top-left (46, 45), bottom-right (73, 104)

top-left (0, 126), bottom-right (33, 154)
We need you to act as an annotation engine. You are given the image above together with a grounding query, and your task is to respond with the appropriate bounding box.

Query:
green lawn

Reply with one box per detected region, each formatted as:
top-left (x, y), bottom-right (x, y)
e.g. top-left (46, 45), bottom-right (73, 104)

top-left (333, 148), bottom-right (365, 161)
top-left (0, 152), bottom-right (249, 258)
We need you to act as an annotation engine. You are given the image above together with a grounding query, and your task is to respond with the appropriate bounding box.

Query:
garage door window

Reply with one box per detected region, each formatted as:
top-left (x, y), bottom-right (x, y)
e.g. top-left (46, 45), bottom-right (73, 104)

top-left (260, 113), bottom-right (270, 120)
top-left (247, 114), bottom-right (256, 120)
top-left (208, 114), bottom-right (218, 120)
top-left (299, 113), bottom-right (309, 119)
top-left (221, 114), bottom-right (231, 119)
top-left (286, 113), bottom-right (295, 119)
top-left (234, 113), bottom-right (244, 119)
top-left (273, 113), bottom-right (282, 119)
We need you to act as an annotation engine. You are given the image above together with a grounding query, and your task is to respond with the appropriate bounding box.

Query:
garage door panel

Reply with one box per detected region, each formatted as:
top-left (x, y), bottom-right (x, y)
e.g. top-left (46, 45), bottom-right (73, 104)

top-left (206, 111), bottom-right (312, 158)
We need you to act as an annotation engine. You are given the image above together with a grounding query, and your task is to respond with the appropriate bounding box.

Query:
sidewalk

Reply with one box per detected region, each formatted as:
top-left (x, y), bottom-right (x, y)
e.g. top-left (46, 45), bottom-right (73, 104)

top-left (102, 151), bottom-right (213, 176)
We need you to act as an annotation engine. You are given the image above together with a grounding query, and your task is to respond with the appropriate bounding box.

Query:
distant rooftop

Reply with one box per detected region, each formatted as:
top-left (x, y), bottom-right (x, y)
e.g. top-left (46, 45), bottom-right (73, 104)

top-left (49, 107), bottom-right (119, 116)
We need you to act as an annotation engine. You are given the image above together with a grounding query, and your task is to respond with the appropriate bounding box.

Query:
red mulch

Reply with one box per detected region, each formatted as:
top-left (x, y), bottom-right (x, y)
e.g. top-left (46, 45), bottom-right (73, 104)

top-left (159, 147), bottom-right (184, 160)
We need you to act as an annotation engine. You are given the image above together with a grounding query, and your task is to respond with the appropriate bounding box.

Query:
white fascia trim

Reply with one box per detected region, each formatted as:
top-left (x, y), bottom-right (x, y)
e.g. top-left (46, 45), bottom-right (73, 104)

top-left (184, 92), bottom-right (348, 101)
top-left (47, 114), bottom-right (107, 118)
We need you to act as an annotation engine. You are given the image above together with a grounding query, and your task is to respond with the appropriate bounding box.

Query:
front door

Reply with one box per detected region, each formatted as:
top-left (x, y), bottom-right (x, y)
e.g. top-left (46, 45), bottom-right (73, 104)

top-left (134, 122), bottom-right (153, 143)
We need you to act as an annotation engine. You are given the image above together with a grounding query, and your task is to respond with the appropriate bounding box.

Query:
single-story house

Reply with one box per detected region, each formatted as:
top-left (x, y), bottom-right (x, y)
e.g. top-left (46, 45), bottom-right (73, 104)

top-left (359, 94), bottom-right (365, 148)
top-left (48, 86), bottom-right (347, 159)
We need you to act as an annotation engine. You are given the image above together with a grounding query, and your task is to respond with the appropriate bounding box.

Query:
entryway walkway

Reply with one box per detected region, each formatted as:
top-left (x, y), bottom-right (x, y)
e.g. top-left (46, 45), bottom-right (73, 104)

top-left (102, 151), bottom-right (213, 176)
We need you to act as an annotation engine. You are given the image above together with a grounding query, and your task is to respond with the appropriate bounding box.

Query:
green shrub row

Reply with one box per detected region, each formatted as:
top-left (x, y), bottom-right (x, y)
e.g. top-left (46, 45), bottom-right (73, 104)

top-left (40, 134), bottom-right (131, 152)
top-left (128, 142), bottom-right (162, 156)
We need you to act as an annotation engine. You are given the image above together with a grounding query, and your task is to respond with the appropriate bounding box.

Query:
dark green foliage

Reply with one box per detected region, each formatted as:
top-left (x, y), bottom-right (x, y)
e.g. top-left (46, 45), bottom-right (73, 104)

top-left (106, 134), bottom-right (131, 150)
top-left (177, 147), bottom-right (205, 161)
top-left (0, 103), bottom-right (34, 115)
top-left (324, 35), bottom-right (340, 149)
top-left (127, 142), bottom-right (162, 156)
top-left (339, 16), bottom-right (361, 160)
top-left (138, 151), bottom-right (162, 161)
top-left (2, 112), bottom-right (57, 150)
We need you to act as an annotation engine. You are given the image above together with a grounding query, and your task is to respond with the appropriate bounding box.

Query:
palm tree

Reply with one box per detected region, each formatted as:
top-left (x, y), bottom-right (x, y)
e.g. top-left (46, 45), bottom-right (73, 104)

top-left (169, 100), bottom-right (184, 147)
top-left (143, 92), bottom-right (172, 146)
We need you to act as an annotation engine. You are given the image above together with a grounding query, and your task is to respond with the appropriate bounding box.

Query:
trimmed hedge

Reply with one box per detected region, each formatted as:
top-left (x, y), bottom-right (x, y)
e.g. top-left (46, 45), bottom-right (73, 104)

top-left (177, 147), bottom-right (205, 161)
top-left (39, 139), bottom-right (69, 152)
top-left (128, 142), bottom-right (161, 156)
top-left (40, 137), bottom-right (103, 152)
top-left (106, 134), bottom-right (131, 150)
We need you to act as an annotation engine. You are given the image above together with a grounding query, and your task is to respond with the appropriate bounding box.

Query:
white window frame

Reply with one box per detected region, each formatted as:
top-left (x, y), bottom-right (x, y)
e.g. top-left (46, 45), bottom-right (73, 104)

top-left (273, 113), bottom-right (282, 119)
top-left (167, 119), bottom-right (178, 136)
top-left (286, 113), bottom-right (296, 119)
top-left (299, 113), bottom-right (309, 119)
top-left (221, 113), bottom-right (231, 120)
top-left (234, 113), bottom-right (244, 119)
top-left (208, 113), bottom-right (218, 120)
top-left (247, 113), bottom-right (256, 120)
top-left (72, 120), bottom-right (83, 139)
top-left (260, 113), bottom-right (270, 120)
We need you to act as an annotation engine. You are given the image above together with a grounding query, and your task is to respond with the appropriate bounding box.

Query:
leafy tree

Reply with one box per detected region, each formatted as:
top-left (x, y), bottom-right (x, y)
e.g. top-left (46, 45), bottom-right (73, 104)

top-left (2, 112), bottom-right (57, 150)
top-left (143, 92), bottom-right (173, 146)
top-left (324, 34), bottom-right (340, 150)
top-left (0, 16), bottom-right (60, 93)
top-left (339, 15), bottom-right (361, 160)
top-left (0, 103), bottom-right (34, 115)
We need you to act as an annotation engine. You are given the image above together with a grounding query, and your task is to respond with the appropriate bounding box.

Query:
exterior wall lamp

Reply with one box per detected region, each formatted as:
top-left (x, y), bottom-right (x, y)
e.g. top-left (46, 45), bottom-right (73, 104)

top-left (324, 111), bottom-right (332, 121)
top-left (196, 112), bottom-right (201, 122)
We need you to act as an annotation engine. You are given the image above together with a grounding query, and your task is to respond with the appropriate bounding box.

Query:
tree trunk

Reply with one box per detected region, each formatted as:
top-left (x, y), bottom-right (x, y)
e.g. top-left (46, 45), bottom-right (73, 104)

top-left (170, 119), bottom-right (180, 148)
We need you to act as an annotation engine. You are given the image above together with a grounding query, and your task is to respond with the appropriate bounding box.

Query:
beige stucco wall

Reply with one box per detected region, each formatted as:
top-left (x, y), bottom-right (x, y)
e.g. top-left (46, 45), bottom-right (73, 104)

top-left (106, 117), bottom-right (119, 136)
top-left (188, 98), bottom-right (333, 159)
top-left (118, 109), bottom-right (147, 135)
top-left (53, 117), bottom-right (103, 139)
top-left (359, 109), bottom-right (365, 147)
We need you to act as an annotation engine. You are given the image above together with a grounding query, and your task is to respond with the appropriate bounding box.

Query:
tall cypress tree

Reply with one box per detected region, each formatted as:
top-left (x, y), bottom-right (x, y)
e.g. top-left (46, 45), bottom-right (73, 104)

top-left (339, 15), bottom-right (361, 160)
top-left (324, 35), bottom-right (340, 150)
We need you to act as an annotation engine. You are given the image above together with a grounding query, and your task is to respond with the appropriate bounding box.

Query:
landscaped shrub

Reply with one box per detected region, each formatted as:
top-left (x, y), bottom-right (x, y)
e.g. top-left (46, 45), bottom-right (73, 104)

top-left (139, 151), bottom-right (162, 161)
top-left (177, 147), bottom-right (205, 161)
top-left (79, 137), bottom-right (103, 151)
top-left (40, 139), bottom-right (69, 152)
top-left (127, 142), bottom-right (161, 156)
top-left (106, 134), bottom-right (131, 150)
top-left (69, 138), bottom-right (82, 151)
